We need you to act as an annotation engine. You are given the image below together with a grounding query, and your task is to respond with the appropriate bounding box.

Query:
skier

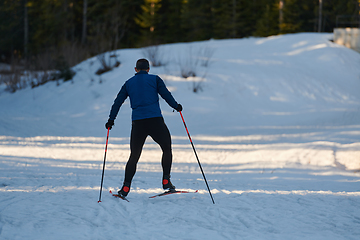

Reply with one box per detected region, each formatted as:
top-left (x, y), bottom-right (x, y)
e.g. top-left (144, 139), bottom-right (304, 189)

top-left (105, 58), bottom-right (182, 198)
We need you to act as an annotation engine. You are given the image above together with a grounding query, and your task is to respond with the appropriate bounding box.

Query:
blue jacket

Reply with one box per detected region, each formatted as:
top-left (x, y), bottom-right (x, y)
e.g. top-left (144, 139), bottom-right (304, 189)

top-left (109, 71), bottom-right (179, 121)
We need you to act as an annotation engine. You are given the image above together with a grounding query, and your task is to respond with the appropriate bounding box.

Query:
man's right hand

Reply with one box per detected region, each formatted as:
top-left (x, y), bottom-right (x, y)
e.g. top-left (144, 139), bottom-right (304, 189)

top-left (105, 119), bottom-right (114, 130)
top-left (175, 104), bottom-right (183, 112)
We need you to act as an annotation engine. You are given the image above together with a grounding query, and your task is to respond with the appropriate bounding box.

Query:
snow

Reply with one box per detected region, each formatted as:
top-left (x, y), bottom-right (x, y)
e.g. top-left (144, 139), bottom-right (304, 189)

top-left (1, 33), bottom-right (360, 239)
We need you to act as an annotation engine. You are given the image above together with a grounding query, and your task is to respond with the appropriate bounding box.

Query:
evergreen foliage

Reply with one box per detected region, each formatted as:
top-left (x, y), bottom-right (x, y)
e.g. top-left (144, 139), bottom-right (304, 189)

top-left (253, 1), bottom-right (280, 37)
top-left (0, 0), bottom-right (359, 73)
top-left (182, 0), bottom-right (214, 41)
top-left (155, 0), bottom-right (184, 43)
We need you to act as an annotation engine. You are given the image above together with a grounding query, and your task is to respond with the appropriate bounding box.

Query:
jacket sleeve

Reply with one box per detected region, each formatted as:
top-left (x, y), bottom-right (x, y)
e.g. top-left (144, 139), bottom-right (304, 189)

top-left (156, 76), bottom-right (179, 109)
top-left (108, 83), bottom-right (128, 121)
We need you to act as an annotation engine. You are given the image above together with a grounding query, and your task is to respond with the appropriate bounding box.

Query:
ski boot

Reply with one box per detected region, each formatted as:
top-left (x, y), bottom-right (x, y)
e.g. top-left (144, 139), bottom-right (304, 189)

top-left (118, 181), bottom-right (131, 197)
top-left (162, 175), bottom-right (176, 192)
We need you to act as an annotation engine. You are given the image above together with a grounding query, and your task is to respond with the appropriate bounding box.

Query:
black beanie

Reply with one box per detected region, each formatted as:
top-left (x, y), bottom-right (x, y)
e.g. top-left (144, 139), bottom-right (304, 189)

top-left (136, 59), bottom-right (150, 70)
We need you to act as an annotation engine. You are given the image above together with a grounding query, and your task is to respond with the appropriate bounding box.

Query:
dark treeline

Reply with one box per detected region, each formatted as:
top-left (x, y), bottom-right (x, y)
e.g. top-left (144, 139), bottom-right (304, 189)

top-left (0, 0), bottom-right (359, 69)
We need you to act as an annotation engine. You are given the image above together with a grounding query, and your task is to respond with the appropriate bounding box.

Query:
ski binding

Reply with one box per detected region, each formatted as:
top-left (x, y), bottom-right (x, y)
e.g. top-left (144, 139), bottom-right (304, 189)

top-left (110, 190), bottom-right (129, 202)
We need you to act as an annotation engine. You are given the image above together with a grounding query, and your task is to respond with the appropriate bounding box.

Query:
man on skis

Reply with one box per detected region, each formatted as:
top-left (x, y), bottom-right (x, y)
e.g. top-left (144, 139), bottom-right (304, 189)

top-left (105, 58), bottom-right (182, 198)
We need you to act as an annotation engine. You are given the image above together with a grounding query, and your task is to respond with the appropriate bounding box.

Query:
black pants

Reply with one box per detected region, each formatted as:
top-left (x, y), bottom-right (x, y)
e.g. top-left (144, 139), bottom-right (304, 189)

top-left (124, 117), bottom-right (172, 183)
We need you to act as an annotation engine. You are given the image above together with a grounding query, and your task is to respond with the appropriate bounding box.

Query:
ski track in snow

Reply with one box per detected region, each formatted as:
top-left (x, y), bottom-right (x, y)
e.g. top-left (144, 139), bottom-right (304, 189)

top-left (1, 33), bottom-right (360, 239)
top-left (0, 136), bottom-right (359, 240)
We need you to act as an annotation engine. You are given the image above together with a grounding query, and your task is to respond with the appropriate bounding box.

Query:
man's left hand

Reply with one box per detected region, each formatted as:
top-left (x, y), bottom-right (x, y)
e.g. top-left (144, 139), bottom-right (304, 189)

top-left (175, 104), bottom-right (183, 112)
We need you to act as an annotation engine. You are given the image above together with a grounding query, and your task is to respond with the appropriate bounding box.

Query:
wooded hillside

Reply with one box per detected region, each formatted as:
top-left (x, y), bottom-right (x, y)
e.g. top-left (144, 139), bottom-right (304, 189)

top-left (0, 0), bottom-right (358, 72)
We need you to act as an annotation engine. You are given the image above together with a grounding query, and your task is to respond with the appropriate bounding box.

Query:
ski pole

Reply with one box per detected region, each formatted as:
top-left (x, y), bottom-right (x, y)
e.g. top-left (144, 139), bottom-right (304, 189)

top-left (98, 127), bottom-right (110, 203)
top-left (179, 111), bottom-right (215, 204)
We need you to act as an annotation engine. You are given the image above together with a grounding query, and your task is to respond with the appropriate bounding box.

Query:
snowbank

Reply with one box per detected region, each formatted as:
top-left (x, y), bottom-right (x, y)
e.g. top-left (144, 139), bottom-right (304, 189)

top-left (0, 33), bottom-right (359, 240)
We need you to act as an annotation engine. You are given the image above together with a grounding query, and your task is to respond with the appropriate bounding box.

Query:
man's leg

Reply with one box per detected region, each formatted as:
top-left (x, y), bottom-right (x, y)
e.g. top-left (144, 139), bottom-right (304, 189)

top-left (149, 118), bottom-right (175, 190)
top-left (119, 120), bottom-right (147, 196)
top-left (125, 120), bottom-right (148, 182)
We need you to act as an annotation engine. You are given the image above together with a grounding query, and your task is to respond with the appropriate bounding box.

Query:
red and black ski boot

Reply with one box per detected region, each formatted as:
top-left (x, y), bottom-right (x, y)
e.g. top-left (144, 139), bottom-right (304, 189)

top-left (118, 181), bottom-right (131, 197)
top-left (162, 175), bottom-right (176, 192)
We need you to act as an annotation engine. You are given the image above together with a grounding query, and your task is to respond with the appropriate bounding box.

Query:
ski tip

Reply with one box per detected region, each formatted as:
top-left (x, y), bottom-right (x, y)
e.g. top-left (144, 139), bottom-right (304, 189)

top-left (97, 200), bottom-right (102, 203)
top-left (110, 189), bottom-right (130, 202)
top-left (115, 194), bottom-right (130, 202)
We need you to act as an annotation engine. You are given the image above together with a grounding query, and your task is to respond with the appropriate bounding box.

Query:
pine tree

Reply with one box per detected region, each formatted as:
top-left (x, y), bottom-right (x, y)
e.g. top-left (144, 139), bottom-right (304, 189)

top-left (321, 0), bottom-right (359, 31)
top-left (281, 0), bottom-right (318, 33)
top-left (181, 0), bottom-right (214, 41)
top-left (155, 0), bottom-right (184, 43)
top-left (236, 0), bottom-right (270, 38)
top-left (212, 0), bottom-right (238, 39)
top-left (0, 0), bottom-right (26, 60)
top-left (253, 0), bottom-right (280, 37)
top-left (135, 0), bottom-right (162, 44)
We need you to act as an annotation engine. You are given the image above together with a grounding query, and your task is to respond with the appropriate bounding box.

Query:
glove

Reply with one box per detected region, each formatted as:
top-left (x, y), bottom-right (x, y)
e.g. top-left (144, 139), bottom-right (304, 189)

top-left (105, 119), bottom-right (114, 130)
top-left (175, 104), bottom-right (183, 112)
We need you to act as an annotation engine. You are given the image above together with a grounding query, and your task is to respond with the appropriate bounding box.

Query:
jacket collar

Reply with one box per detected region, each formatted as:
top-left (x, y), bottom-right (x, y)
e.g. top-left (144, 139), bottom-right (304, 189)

top-left (135, 70), bottom-right (148, 75)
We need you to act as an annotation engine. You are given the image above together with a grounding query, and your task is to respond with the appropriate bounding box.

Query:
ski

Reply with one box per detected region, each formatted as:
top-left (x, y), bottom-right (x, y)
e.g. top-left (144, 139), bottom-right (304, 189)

top-left (109, 190), bottom-right (129, 202)
top-left (109, 189), bottom-right (198, 201)
top-left (149, 189), bottom-right (198, 199)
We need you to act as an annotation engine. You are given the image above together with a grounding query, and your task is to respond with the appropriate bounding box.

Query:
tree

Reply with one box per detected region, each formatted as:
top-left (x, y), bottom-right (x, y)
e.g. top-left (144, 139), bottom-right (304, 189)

top-left (321, 0), bottom-right (358, 30)
top-left (24, 0), bottom-right (29, 59)
top-left (135, 0), bottom-right (162, 44)
top-left (281, 0), bottom-right (318, 33)
top-left (318, 0), bottom-right (323, 32)
top-left (212, 0), bottom-right (238, 39)
top-left (155, 0), bottom-right (184, 43)
top-left (82, 0), bottom-right (88, 44)
top-left (253, 0), bottom-right (280, 37)
top-left (0, 0), bottom-right (24, 61)
top-left (181, 0), bottom-right (214, 41)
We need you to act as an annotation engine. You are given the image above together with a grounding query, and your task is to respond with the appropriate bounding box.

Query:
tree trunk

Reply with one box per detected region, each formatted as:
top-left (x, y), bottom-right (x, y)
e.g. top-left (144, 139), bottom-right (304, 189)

top-left (82, 0), bottom-right (88, 44)
top-left (279, 0), bottom-right (284, 33)
top-left (318, 0), bottom-right (322, 32)
top-left (358, 0), bottom-right (360, 28)
top-left (232, 0), bottom-right (236, 38)
top-left (24, 0), bottom-right (28, 60)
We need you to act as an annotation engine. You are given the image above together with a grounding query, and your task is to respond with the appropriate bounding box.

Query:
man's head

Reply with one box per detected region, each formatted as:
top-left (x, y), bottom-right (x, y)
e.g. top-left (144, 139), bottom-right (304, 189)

top-left (135, 59), bottom-right (150, 72)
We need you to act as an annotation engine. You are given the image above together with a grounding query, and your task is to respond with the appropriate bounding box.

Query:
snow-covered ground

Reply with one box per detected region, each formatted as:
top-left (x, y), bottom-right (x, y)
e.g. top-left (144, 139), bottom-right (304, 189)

top-left (0, 33), bottom-right (360, 240)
